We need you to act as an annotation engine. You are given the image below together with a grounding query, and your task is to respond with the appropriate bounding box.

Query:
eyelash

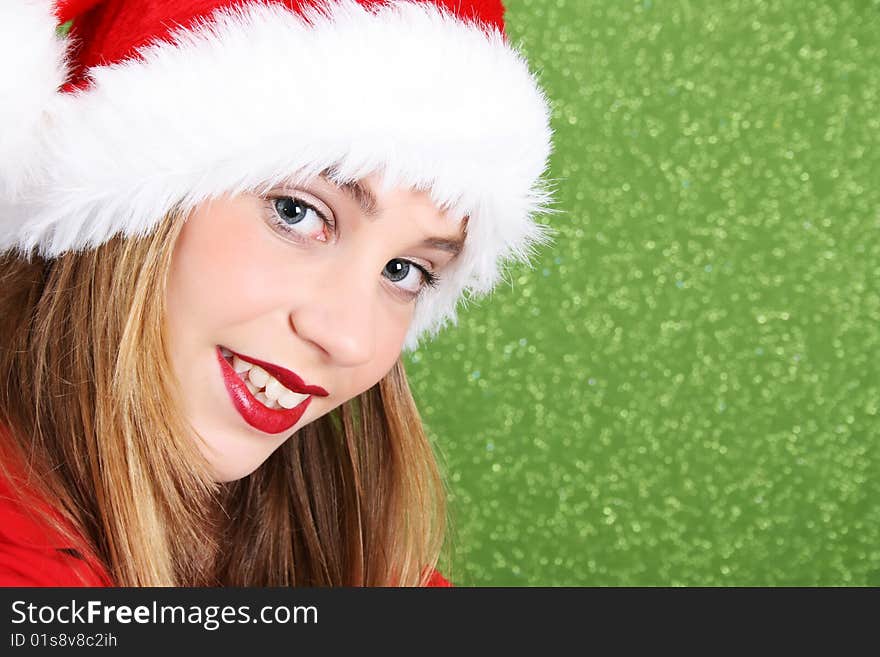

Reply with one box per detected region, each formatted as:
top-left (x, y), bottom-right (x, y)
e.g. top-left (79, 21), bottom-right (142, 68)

top-left (264, 194), bottom-right (441, 297)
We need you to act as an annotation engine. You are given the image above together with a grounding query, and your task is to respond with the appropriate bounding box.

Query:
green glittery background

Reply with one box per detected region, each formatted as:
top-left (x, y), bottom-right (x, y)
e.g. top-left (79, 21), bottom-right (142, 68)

top-left (405, 0), bottom-right (880, 585)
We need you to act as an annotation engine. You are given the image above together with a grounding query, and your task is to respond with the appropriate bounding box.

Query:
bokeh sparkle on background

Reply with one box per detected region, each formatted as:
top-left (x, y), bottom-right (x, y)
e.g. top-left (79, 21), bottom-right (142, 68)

top-left (405, 0), bottom-right (880, 585)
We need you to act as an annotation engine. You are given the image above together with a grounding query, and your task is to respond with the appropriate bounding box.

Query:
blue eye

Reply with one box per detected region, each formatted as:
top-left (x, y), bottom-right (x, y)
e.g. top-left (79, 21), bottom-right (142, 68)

top-left (274, 197), bottom-right (321, 226)
top-left (383, 258), bottom-right (440, 298)
top-left (268, 195), bottom-right (333, 242)
top-left (384, 259), bottom-right (411, 283)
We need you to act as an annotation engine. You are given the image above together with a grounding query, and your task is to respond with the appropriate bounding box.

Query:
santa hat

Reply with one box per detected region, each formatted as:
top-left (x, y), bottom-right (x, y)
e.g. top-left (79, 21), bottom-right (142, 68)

top-left (0, 0), bottom-right (553, 351)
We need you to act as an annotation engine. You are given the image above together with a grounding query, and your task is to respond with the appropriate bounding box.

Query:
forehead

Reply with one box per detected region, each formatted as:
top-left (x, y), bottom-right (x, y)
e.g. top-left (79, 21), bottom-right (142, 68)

top-left (311, 171), bottom-right (468, 241)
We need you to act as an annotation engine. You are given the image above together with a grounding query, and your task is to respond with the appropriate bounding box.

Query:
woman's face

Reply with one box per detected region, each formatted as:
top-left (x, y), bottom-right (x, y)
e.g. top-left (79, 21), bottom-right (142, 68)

top-left (165, 174), bottom-right (463, 482)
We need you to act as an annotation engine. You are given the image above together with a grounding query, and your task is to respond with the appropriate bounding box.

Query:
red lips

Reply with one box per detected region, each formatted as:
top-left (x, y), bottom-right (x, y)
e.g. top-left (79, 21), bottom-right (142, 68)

top-left (226, 349), bottom-right (329, 397)
top-left (216, 346), bottom-right (327, 435)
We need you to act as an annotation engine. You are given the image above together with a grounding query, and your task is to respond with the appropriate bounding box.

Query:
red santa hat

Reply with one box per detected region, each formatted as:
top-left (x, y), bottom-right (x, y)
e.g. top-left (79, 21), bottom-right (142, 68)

top-left (0, 0), bottom-right (553, 350)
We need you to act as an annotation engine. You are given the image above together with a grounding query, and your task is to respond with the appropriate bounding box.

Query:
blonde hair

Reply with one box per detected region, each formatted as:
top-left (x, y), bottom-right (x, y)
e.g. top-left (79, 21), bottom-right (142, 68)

top-left (0, 208), bottom-right (447, 586)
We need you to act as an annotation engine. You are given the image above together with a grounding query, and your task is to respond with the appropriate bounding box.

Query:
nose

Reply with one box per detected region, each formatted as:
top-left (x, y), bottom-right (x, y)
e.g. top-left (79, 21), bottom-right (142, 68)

top-left (288, 259), bottom-right (376, 367)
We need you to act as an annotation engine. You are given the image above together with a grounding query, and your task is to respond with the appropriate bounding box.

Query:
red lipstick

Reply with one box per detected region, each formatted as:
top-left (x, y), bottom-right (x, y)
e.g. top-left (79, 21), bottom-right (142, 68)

top-left (216, 346), bottom-right (328, 435)
top-left (227, 350), bottom-right (329, 397)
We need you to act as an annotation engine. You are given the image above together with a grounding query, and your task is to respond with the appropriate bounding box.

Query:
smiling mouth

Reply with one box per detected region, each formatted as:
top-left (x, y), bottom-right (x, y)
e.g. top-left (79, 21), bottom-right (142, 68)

top-left (220, 347), bottom-right (310, 410)
top-left (216, 346), bottom-right (328, 435)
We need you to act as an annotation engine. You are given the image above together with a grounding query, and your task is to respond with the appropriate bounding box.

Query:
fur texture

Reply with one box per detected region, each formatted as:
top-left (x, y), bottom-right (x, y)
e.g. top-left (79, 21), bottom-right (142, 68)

top-left (0, 0), bottom-right (553, 350)
top-left (0, 0), bottom-right (68, 199)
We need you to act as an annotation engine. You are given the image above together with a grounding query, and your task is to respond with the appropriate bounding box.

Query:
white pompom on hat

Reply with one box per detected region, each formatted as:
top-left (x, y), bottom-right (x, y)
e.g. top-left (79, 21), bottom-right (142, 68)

top-left (0, 0), bottom-right (554, 351)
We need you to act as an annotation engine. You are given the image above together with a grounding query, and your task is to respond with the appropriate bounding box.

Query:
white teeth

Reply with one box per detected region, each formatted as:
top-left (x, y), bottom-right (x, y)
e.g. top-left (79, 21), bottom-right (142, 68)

top-left (264, 377), bottom-right (285, 402)
top-left (254, 392), bottom-right (281, 410)
top-left (232, 355), bottom-right (252, 373)
top-left (278, 390), bottom-right (309, 409)
top-left (232, 358), bottom-right (313, 410)
top-left (220, 346), bottom-right (233, 358)
top-left (248, 365), bottom-right (269, 388)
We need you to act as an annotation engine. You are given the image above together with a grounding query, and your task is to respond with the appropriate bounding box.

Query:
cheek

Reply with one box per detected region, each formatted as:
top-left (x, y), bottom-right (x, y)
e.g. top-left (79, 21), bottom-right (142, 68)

top-left (341, 306), bottom-right (412, 399)
top-left (167, 204), bottom-right (290, 329)
top-left (376, 312), bottom-right (411, 364)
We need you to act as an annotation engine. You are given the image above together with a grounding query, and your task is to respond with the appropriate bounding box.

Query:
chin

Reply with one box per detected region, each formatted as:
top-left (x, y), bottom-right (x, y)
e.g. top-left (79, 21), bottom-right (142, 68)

top-left (193, 426), bottom-right (288, 483)
top-left (211, 461), bottom-right (265, 483)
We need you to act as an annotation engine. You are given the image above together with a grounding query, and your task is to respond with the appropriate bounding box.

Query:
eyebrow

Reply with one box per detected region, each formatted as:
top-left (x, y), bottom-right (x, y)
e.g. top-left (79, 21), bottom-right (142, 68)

top-left (420, 235), bottom-right (464, 258)
top-left (330, 176), bottom-right (466, 259)
top-left (337, 179), bottom-right (379, 217)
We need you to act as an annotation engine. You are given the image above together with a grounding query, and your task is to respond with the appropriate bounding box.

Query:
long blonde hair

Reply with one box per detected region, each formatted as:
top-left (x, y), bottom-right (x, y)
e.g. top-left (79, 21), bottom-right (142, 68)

top-left (0, 208), bottom-right (447, 586)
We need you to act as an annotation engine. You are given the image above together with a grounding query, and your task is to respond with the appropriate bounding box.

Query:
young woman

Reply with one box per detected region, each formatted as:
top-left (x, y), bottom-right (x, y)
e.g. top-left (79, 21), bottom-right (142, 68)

top-left (0, 0), bottom-right (553, 586)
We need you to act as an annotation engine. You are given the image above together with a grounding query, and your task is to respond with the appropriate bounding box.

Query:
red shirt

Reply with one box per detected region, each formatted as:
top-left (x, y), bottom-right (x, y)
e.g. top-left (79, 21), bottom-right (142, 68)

top-left (0, 453), bottom-right (112, 586)
top-left (0, 450), bottom-right (451, 587)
